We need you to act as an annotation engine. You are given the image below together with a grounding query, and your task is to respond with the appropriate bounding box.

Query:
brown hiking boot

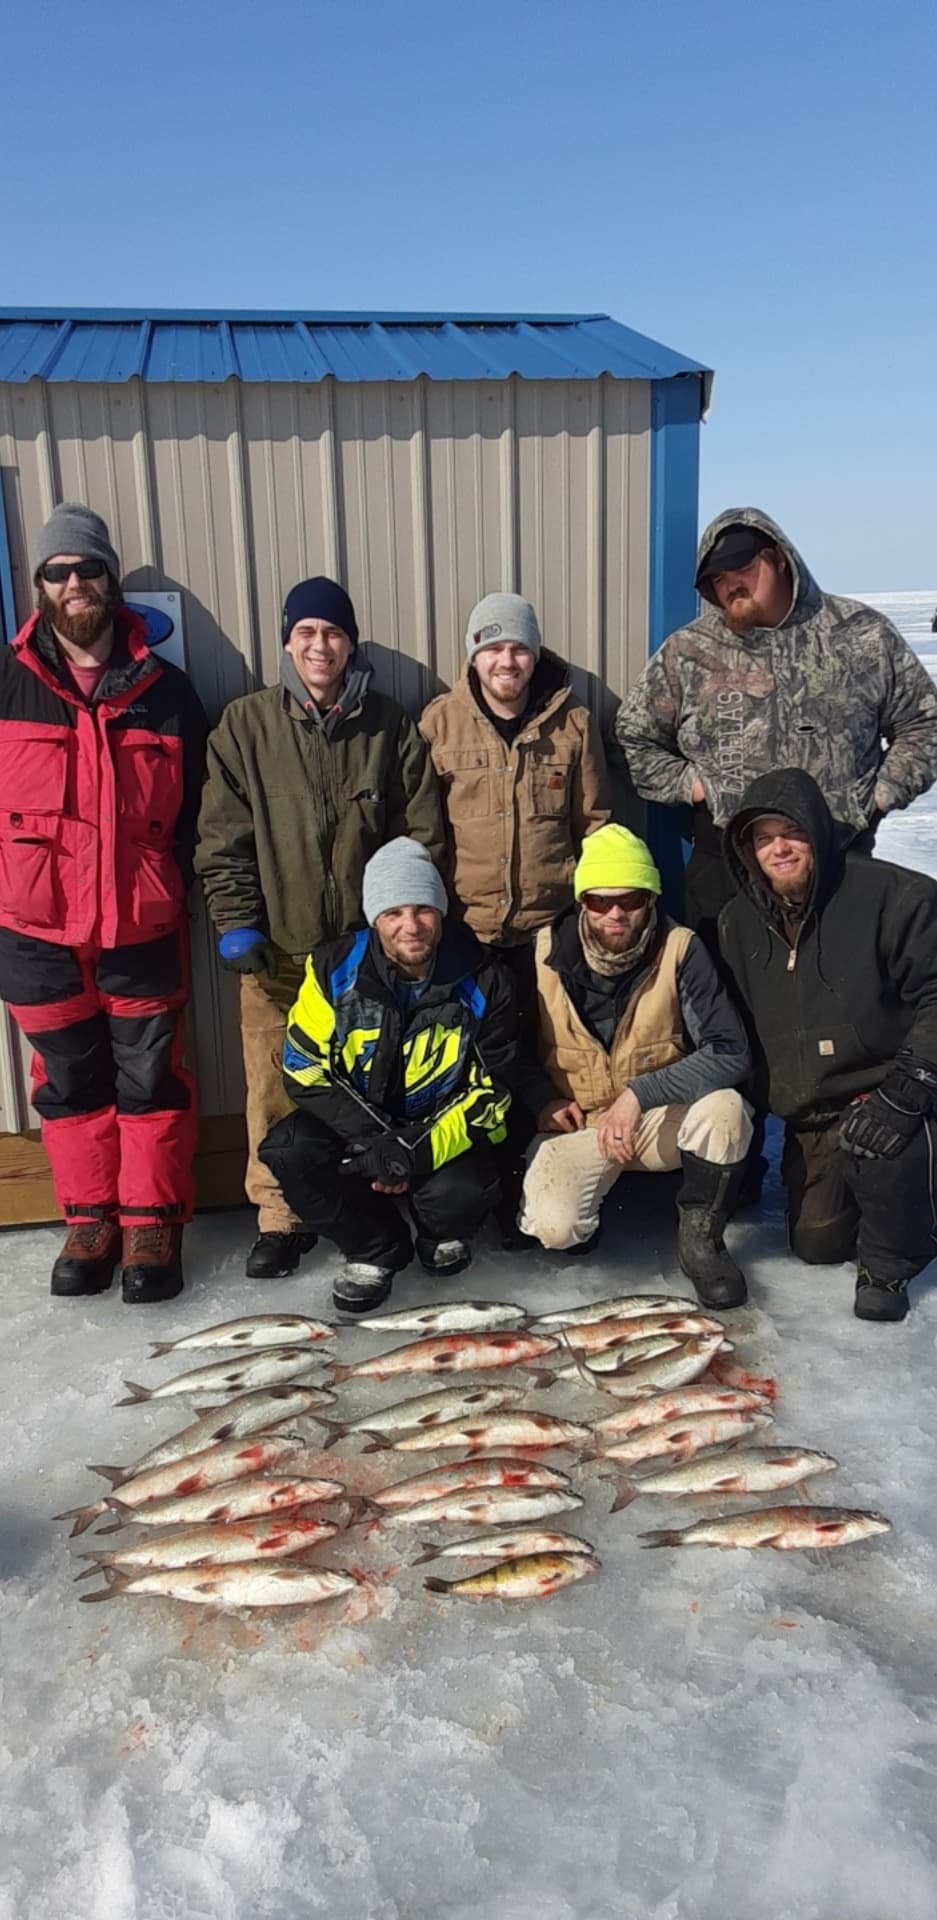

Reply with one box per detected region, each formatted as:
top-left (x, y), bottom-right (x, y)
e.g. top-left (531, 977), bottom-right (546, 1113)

top-left (51, 1220), bottom-right (121, 1297)
top-left (120, 1225), bottom-right (184, 1304)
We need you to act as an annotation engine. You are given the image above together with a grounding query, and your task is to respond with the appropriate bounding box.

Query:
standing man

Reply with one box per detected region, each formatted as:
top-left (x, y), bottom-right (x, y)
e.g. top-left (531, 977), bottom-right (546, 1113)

top-left (720, 769), bottom-right (937, 1323)
top-left (259, 839), bottom-right (515, 1312)
top-left (195, 577), bottom-right (445, 1280)
top-left (517, 825), bottom-right (753, 1308)
top-left (615, 508), bottom-right (937, 950)
top-left (420, 591), bottom-right (610, 1231)
top-left (0, 503), bottom-right (207, 1301)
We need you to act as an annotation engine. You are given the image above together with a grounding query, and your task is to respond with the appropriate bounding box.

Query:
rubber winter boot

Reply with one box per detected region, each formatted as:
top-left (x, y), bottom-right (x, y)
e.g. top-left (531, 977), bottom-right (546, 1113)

top-left (51, 1219), bottom-right (121, 1296)
top-left (676, 1152), bottom-right (748, 1310)
top-left (333, 1261), bottom-right (397, 1314)
top-left (416, 1236), bottom-right (472, 1278)
top-left (854, 1266), bottom-right (910, 1323)
top-left (246, 1229), bottom-right (318, 1279)
top-left (121, 1226), bottom-right (184, 1304)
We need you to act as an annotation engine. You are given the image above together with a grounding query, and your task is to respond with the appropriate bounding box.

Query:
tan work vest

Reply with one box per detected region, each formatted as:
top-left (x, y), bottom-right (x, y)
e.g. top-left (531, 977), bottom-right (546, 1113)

top-left (533, 917), bottom-right (693, 1117)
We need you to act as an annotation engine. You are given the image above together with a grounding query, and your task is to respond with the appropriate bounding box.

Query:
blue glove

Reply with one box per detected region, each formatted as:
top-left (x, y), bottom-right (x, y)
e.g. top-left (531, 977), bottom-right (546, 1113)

top-left (218, 929), bottom-right (278, 977)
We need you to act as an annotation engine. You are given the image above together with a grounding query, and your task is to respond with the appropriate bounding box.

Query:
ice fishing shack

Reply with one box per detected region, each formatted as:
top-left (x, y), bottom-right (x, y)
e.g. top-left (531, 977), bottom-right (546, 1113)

top-left (0, 306), bottom-right (711, 1223)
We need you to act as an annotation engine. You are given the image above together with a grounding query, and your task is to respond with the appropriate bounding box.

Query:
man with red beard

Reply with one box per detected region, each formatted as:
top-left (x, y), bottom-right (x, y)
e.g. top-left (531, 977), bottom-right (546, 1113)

top-left (0, 504), bottom-right (207, 1300)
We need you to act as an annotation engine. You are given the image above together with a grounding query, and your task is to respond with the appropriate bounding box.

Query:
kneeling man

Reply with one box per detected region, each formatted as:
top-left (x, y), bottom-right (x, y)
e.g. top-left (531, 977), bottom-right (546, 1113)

top-left (259, 839), bottom-right (515, 1312)
top-left (519, 825), bottom-right (752, 1306)
top-left (720, 769), bottom-right (937, 1323)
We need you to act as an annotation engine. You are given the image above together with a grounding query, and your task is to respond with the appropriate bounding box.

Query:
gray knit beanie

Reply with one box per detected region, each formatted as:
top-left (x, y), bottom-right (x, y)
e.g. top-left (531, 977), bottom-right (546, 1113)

top-left (33, 503), bottom-right (121, 584)
top-left (465, 591), bottom-right (541, 661)
top-left (362, 838), bottom-right (448, 926)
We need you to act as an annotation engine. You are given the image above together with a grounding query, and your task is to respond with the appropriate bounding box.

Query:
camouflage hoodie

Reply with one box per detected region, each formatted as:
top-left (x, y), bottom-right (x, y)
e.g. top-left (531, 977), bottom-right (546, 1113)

top-left (614, 507), bottom-right (937, 832)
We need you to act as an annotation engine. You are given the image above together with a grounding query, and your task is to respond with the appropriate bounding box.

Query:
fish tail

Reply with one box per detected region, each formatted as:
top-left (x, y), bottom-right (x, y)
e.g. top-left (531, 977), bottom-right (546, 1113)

top-left (411, 1541), bottom-right (442, 1565)
top-left (53, 1501), bottom-right (105, 1537)
top-left (79, 1576), bottom-right (127, 1603)
top-left (610, 1482), bottom-right (638, 1514)
top-left (557, 1330), bottom-right (598, 1391)
top-left (86, 1464), bottom-right (127, 1486)
top-left (116, 1381), bottom-right (152, 1406)
top-left (327, 1364), bottom-right (351, 1385)
top-left (73, 1564), bottom-right (102, 1584)
top-left (347, 1494), bottom-right (383, 1521)
top-left (319, 1420), bottom-right (348, 1450)
top-left (147, 1341), bottom-right (175, 1357)
top-left (423, 1576), bottom-right (450, 1594)
top-left (361, 1435), bottom-right (392, 1453)
top-left (530, 1368), bottom-right (557, 1390)
top-left (638, 1529), bottom-right (684, 1548)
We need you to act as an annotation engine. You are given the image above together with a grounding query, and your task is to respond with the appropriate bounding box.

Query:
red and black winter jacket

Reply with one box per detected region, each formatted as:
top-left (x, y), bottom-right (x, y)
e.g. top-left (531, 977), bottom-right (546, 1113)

top-left (0, 611), bottom-right (208, 949)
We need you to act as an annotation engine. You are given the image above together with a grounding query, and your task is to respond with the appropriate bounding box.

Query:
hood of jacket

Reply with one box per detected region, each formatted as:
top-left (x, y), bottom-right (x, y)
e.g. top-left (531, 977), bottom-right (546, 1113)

top-left (694, 507), bottom-right (823, 635)
top-left (279, 648), bottom-right (373, 733)
top-left (724, 767), bottom-right (846, 922)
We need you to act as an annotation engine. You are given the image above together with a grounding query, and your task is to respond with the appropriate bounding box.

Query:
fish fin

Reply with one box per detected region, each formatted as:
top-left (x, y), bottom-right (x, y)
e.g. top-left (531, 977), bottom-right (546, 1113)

top-left (73, 1564), bottom-right (101, 1583)
top-left (411, 1541), bottom-right (442, 1566)
top-left (79, 1573), bottom-right (129, 1602)
top-left (530, 1369), bottom-right (557, 1390)
top-left (638, 1529), bottom-right (683, 1548)
top-left (610, 1482), bottom-right (637, 1514)
top-left (86, 1464), bottom-right (127, 1486)
top-left (557, 1330), bottom-right (599, 1391)
top-left (53, 1502), bottom-right (106, 1538)
top-left (423, 1577), bottom-right (450, 1594)
top-left (95, 1520), bottom-right (125, 1537)
top-left (347, 1495), bottom-right (383, 1520)
top-left (319, 1420), bottom-right (348, 1451)
top-left (361, 1435), bottom-right (392, 1453)
top-left (116, 1381), bottom-right (151, 1406)
top-left (147, 1341), bottom-right (175, 1357)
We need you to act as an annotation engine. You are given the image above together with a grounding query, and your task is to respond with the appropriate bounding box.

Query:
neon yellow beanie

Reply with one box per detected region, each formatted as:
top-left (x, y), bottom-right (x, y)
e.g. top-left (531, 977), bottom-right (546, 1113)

top-left (573, 824), bottom-right (662, 899)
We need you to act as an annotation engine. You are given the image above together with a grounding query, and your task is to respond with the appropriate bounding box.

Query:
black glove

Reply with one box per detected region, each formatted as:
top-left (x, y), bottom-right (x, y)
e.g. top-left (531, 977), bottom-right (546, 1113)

top-left (839, 1056), bottom-right (937, 1160)
top-left (217, 929), bottom-right (278, 977)
top-left (340, 1133), bottom-right (415, 1185)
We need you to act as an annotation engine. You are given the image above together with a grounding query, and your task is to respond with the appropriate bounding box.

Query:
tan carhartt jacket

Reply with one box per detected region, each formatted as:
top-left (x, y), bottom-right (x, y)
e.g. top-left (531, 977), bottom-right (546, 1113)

top-left (420, 651), bottom-right (610, 944)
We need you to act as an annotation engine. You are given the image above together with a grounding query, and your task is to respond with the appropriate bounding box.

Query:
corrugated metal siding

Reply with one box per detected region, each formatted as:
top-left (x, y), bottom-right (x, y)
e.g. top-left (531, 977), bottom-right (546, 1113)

top-left (0, 373), bottom-right (650, 1131)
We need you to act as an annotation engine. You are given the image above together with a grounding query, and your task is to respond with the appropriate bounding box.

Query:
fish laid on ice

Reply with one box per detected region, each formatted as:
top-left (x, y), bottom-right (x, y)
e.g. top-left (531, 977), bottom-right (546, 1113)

top-left (594, 1408), bottom-right (773, 1471)
top-left (707, 1354), bottom-right (779, 1401)
top-left (425, 1550), bottom-right (599, 1599)
top-left (104, 1475), bottom-right (346, 1530)
top-left (593, 1386), bottom-right (772, 1438)
top-left (621, 1446), bottom-right (838, 1502)
top-left (369, 1457), bottom-right (573, 1509)
top-left (56, 1432), bottom-right (309, 1536)
top-left (575, 1334), bottom-right (686, 1375)
top-left (78, 1513), bottom-right (342, 1575)
top-left (118, 1348), bottom-right (323, 1405)
top-left (561, 1311), bottom-right (724, 1353)
top-left (321, 1383), bottom-right (525, 1447)
top-left (385, 1486), bottom-right (582, 1530)
top-left (640, 1506), bottom-right (891, 1551)
top-left (81, 1563), bottom-right (360, 1608)
top-left (149, 1314), bottom-right (334, 1356)
top-left (414, 1528), bottom-right (595, 1566)
top-left (534, 1294), bottom-right (695, 1328)
top-left (328, 1331), bottom-right (558, 1385)
top-left (352, 1299), bottom-right (528, 1333)
top-left (87, 1385), bottom-right (334, 1486)
top-left (585, 1333), bottom-right (728, 1399)
top-left (372, 1412), bottom-right (593, 1454)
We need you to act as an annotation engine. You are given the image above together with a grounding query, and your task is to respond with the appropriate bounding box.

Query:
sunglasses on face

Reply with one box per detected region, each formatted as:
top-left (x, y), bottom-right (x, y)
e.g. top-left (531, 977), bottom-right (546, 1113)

top-left (580, 891), bottom-right (650, 915)
top-left (40, 559), bottom-right (106, 583)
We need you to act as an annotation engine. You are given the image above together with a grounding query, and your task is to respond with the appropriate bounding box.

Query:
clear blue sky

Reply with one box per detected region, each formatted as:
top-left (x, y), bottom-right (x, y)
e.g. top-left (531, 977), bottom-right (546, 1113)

top-left (3, 0), bottom-right (935, 588)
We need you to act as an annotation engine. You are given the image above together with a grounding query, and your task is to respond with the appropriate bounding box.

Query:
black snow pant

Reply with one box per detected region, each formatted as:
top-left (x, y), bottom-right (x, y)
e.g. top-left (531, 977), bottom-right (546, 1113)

top-left (258, 1110), bottom-right (501, 1267)
top-left (782, 1109), bottom-right (937, 1286)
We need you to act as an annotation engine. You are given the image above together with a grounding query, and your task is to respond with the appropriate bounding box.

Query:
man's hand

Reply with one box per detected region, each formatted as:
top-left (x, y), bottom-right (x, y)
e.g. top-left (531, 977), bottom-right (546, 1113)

top-left (340, 1135), bottom-right (414, 1189)
top-left (840, 1058), bottom-right (937, 1160)
top-left (872, 783), bottom-right (891, 819)
top-left (596, 1088), bottom-right (642, 1165)
top-left (537, 1096), bottom-right (586, 1135)
top-left (689, 775), bottom-right (706, 805)
top-left (217, 929), bottom-right (278, 977)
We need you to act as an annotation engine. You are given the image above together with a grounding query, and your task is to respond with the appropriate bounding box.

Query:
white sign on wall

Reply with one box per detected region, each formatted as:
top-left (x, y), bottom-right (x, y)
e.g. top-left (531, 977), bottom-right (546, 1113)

top-left (124, 591), bottom-right (187, 671)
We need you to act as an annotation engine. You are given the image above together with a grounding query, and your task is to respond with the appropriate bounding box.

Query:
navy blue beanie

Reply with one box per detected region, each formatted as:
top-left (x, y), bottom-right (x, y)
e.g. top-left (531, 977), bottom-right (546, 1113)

top-left (281, 576), bottom-right (359, 647)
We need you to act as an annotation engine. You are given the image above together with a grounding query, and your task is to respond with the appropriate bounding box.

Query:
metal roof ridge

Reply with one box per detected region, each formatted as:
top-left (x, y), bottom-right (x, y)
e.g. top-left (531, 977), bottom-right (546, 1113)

top-left (0, 306), bottom-right (612, 325)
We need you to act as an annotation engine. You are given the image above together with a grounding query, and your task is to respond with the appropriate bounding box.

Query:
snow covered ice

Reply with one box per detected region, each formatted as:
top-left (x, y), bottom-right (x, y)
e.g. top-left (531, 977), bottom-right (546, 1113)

top-left (3, 595), bottom-right (937, 1919)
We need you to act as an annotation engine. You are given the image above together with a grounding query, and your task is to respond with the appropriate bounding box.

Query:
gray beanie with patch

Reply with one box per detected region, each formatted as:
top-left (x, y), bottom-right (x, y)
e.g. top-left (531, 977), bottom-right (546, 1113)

top-left (362, 838), bottom-right (448, 927)
top-left (33, 502), bottom-right (121, 584)
top-left (465, 591), bottom-right (541, 661)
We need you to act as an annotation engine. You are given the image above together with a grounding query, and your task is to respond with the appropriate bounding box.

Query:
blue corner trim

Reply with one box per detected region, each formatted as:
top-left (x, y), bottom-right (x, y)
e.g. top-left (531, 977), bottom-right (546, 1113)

top-left (0, 488), bottom-right (16, 644)
top-left (646, 374), bottom-right (704, 909)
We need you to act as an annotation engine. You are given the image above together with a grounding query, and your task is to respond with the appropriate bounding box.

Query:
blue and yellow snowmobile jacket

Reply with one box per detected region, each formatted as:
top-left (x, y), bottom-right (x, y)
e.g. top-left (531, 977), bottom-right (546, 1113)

top-left (281, 923), bottom-right (515, 1174)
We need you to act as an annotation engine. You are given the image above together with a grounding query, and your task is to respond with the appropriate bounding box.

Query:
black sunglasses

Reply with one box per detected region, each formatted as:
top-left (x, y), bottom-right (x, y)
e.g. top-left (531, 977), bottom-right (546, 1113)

top-left (40, 559), bottom-right (107, 583)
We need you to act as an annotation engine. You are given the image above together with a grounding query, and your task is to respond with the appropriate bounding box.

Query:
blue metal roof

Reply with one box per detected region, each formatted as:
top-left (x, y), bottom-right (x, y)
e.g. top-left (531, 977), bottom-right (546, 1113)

top-left (0, 309), bottom-right (710, 399)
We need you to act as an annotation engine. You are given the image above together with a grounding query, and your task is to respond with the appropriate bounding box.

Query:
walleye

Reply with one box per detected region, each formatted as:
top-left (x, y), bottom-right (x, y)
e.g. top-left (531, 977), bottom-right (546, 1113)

top-left (382, 1486), bottom-right (582, 1530)
top-left (425, 1550), bottom-right (599, 1599)
top-left (328, 1330), bottom-right (558, 1385)
top-left (594, 1408), bottom-right (773, 1470)
top-left (534, 1294), bottom-right (695, 1328)
top-left (593, 1385), bottom-right (772, 1439)
top-left (56, 1432), bottom-right (308, 1536)
top-left (117, 1348), bottom-right (323, 1405)
top-left (149, 1313), bottom-right (334, 1356)
top-left (81, 1563), bottom-right (360, 1608)
top-left (561, 1311), bottom-right (724, 1353)
top-left (369, 1457), bottom-right (573, 1509)
top-left (353, 1300), bottom-right (528, 1333)
top-left (640, 1506), bottom-right (891, 1551)
top-left (585, 1333), bottom-right (727, 1398)
top-left (371, 1412), bottom-right (593, 1454)
top-left (707, 1354), bottom-right (779, 1401)
top-left (103, 1474), bottom-right (345, 1530)
top-left (573, 1334), bottom-right (685, 1376)
top-left (77, 1513), bottom-right (342, 1575)
top-left (414, 1528), bottom-right (595, 1566)
top-left (622, 1445), bottom-right (838, 1501)
top-left (320, 1383), bottom-right (525, 1447)
top-left (87, 1385), bottom-right (335, 1485)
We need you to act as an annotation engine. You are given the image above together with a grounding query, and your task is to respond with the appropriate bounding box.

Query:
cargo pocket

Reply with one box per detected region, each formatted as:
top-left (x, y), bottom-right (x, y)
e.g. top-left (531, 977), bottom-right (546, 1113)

top-left (0, 827), bottom-right (66, 929)
top-left (530, 760), bottom-right (571, 816)
top-left (436, 749), bottom-right (492, 820)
